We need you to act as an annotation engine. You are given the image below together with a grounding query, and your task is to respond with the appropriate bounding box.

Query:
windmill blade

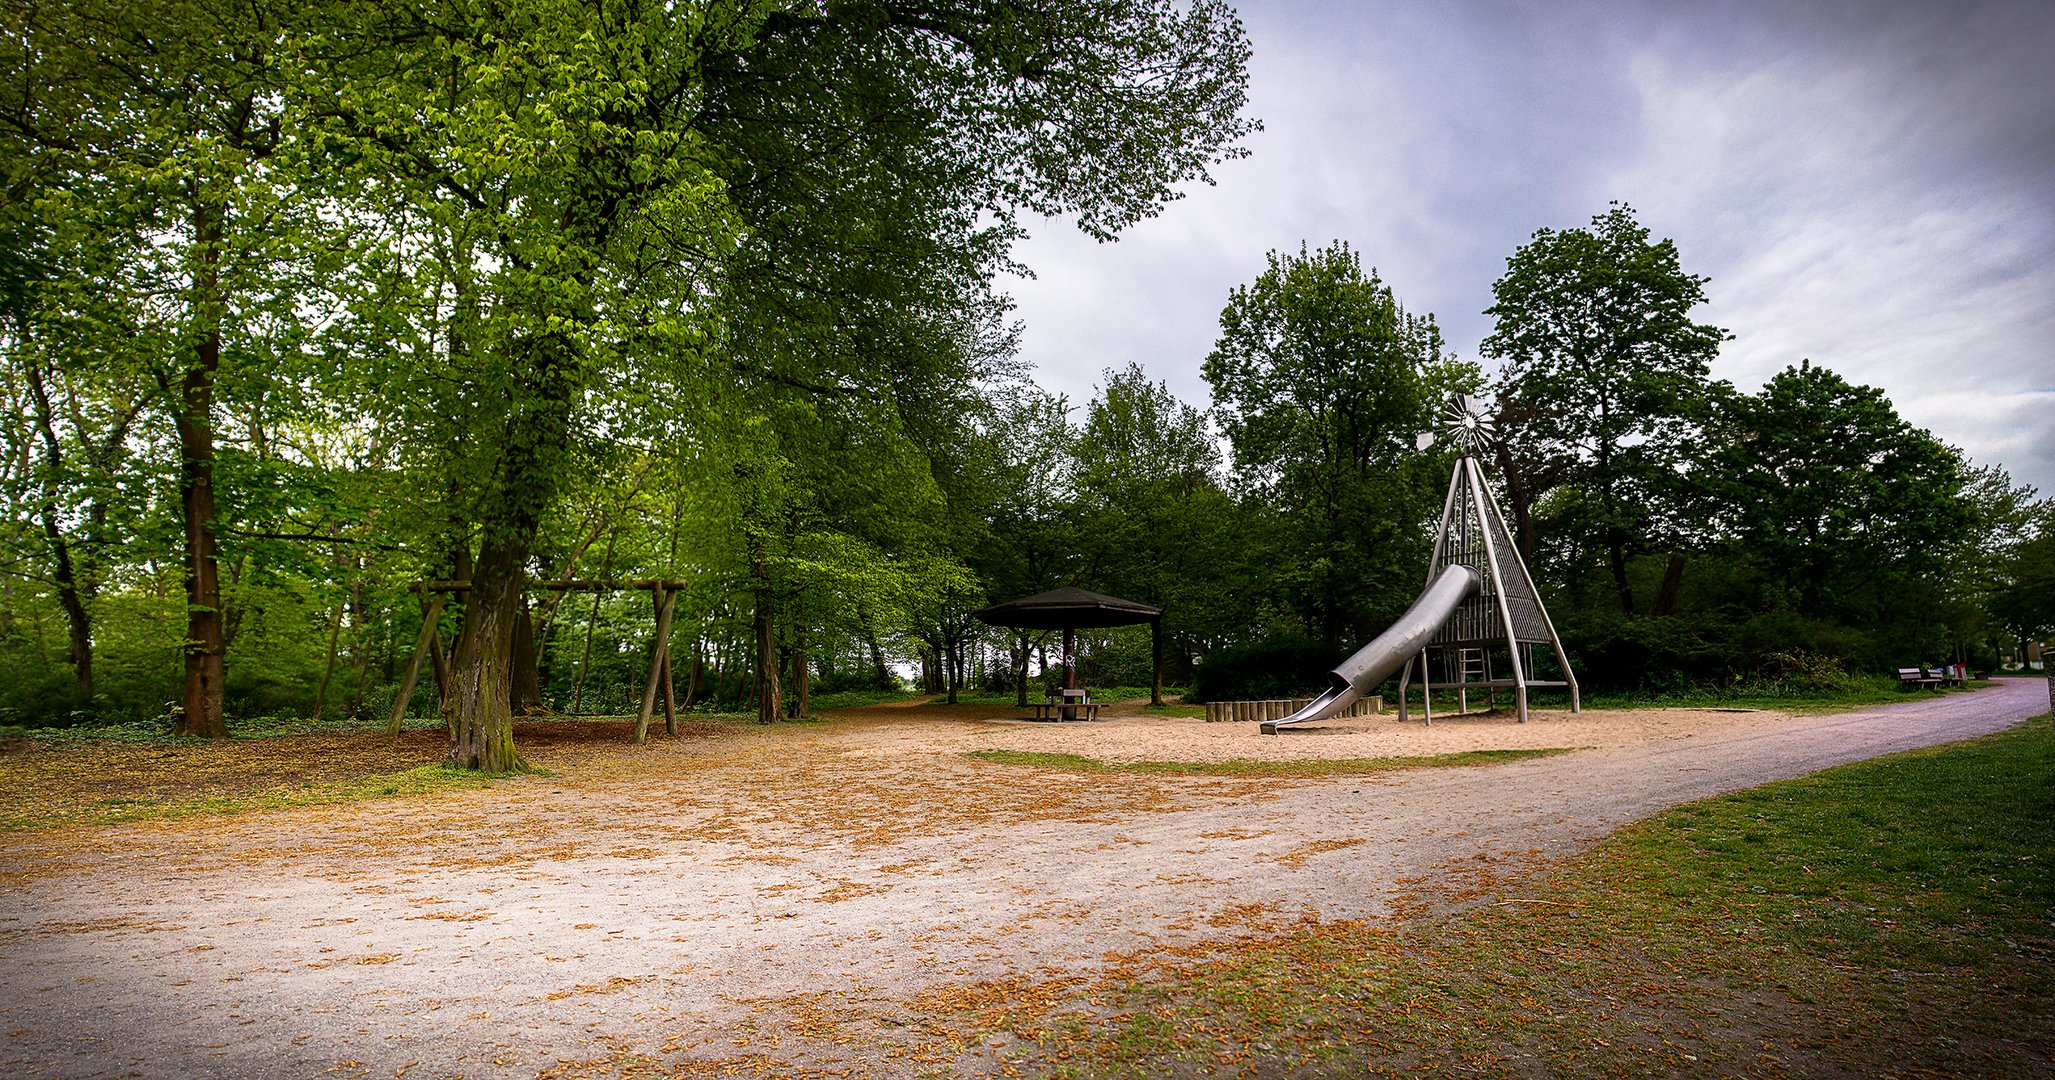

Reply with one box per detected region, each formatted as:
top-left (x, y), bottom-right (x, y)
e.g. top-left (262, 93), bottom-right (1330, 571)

top-left (1415, 431), bottom-right (1436, 451)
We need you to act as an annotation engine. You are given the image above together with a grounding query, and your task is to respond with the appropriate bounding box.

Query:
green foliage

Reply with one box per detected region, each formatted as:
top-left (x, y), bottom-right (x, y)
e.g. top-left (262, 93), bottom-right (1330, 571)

top-left (1204, 241), bottom-right (1476, 649)
top-left (1189, 631), bottom-right (1338, 703)
top-left (1484, 202), bottom-right (1729, 614)
top-left (1703, 361), bottom-right (1976, 626)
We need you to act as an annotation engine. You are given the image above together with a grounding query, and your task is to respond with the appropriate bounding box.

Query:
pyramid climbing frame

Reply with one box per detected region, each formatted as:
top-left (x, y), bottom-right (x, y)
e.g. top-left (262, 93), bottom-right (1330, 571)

top-left (1396, 455), bottom-right (1581, 724)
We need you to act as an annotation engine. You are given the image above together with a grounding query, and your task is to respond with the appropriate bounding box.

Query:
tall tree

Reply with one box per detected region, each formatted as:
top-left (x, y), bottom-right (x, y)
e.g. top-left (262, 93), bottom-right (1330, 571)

top-left (1704, 361), bottom-right (1977, 630)
top-left (1204, 241), bottom-right (1469, 649)
top-left (1071, 363), bottom-right (1239, 677)
top-left (0, 0), bottom-right (318, 735)
top-left (1482, 203), bottom-right (1728, 615)
top-left (313, 0), bottom-right (1255, 770)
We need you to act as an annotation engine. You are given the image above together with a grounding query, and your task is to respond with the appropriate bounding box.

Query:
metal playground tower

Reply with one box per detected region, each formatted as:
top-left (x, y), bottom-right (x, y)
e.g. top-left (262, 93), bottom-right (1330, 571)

top-left (1398, 396), bottom-right (1581, 724)
top-left (1260, 395), bottom-right (1580, 733)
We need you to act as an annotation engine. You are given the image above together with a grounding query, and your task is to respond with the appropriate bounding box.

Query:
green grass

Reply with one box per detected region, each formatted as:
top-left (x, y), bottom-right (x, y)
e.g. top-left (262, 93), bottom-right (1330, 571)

top-left (1, 763), bottom-right (509, 831)
top-left (1516, 675), bottom-right (1997, 714)
top-left (964, 746), bottom-right (1576, 778)
top-left (984, 718), bottom-right (2055, 1076)
top-left (804, 689), bottom-right (929, 710)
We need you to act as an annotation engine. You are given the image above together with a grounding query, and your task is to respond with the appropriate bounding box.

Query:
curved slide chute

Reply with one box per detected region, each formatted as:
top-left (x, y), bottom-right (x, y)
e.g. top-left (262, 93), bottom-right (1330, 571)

top-left (1260, 564), bottom-right (1480, 735)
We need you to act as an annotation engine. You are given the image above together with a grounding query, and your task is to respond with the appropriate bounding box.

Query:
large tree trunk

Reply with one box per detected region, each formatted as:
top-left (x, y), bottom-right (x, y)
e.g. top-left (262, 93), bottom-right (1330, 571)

top-left (509, 594), bottom-right (542, 713)
top-left (448, 535), bottom-right (529, 773)
top-left (753, 587), bottom-right (780, 724)
top-left (1606, 525), bottom-right (1635, 616)
top-left (174, 199), bottom-right (227, 738)
top-left (1652, 552), bottom-right (1686, 617)
top-left (867, 630), bottom-right (891, 691)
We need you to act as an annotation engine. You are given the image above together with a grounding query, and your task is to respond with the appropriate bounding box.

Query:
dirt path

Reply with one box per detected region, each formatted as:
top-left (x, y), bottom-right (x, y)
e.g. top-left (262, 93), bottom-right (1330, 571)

top-left (1, 680), bottom-right (2044, 1079)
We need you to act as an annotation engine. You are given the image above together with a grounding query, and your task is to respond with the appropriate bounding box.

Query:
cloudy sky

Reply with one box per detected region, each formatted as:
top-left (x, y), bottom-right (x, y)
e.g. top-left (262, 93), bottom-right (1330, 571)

top-left (1003, 0), bottom-right (2055, 493)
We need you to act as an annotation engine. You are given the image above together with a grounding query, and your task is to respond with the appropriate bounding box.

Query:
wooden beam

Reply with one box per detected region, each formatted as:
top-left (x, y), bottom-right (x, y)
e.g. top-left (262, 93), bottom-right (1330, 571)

top-left (635, 586), bottom-right (679, 744)
top-left (414, 578), bottom-right (689, 593)
top-left (387, 592), bottom-right (446, 734)
top-left (1150, 617), bottom-right (1164, 706)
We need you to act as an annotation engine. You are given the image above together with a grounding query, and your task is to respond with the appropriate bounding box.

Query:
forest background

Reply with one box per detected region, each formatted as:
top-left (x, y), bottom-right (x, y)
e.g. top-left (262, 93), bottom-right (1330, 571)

top-left (2, 0), bottom-right (2050, 768)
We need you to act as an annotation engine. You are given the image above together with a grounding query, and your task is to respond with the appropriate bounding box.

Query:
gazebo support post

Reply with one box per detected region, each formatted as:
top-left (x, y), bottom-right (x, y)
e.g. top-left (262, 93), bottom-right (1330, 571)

top-left (1150, 617), bottom-right (1164, 706)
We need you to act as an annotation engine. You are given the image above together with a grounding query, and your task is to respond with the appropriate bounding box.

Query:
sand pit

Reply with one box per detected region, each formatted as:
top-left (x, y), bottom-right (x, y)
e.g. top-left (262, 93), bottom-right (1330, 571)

top-left (840, 696), bottom-right (1795, 763)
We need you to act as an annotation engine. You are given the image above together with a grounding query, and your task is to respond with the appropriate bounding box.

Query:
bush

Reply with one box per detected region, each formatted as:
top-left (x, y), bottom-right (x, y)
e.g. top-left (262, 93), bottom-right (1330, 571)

top-left (1190, 633), bottom-right (1339, 703)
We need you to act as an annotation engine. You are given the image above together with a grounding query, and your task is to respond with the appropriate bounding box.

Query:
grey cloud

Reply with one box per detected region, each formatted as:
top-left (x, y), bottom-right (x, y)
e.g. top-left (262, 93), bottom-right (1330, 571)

top-left (1004, 0), bottom-right (2055, 491)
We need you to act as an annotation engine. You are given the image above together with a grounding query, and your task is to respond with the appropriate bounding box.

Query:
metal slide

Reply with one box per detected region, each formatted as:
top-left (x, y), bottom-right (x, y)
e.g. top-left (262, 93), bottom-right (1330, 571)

top-left (1260, 564), bottom-right (1480, 735)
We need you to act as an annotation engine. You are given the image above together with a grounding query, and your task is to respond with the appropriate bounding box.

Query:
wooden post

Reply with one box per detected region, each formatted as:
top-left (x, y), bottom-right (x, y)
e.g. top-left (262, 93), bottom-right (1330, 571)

top-left (388, 592), bottom-right (446, 734)
top-left (636, 585), bottom-right (679, 743)
top-left (660, 630), bottom-right (678, 737)
top-left (1150, 617), bottom-right (1164, 706)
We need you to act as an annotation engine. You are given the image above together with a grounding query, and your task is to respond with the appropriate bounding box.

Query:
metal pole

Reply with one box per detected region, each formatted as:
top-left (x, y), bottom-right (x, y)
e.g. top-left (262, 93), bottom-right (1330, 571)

top-left (1466, 457), bottom-right (1528, 723)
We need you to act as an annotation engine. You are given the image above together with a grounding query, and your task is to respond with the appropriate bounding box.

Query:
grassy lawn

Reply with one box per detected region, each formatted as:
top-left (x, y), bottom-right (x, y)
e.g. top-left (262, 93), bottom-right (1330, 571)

top-left (966, 719), bottom-right (2055, 1076)
top-left (1516, 678), bottom-right (2001, 715)
top-left (965, 747), bottom-right (1575, 778)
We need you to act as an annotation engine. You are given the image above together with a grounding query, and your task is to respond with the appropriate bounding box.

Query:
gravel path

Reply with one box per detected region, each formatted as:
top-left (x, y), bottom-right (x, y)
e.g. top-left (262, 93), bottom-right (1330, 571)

top-left (1, 679), bottom-right (2044, 1079)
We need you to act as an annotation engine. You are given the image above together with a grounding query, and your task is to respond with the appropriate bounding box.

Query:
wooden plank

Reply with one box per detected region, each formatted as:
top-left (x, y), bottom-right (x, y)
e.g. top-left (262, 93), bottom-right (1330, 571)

top-left (387, 592), bottom-right (446, 735)
top-left (414, 578), bottom-right (690, 593)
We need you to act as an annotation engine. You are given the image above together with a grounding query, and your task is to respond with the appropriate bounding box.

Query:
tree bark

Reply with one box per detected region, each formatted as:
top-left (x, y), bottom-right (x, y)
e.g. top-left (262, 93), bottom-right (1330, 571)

top-left (313, 595), bottom-right (344, 718)
top-left (753, 587), bottom-right (780, 724)
top-left (1150, 619), bottom-right (1164, 705)
top-left (792, 637), bottom-right (810, 719)
top-left (944, 632), bottom-right (960, 705)
top-left (174, 199), bottom-right (228, 738)
top-left (1606, 525), bottom-right (1635, 616)
top-left (389, 592), bottom-right (446, 733)
top-left (448, 536), bottom-right (528, 773)
top-left (509, 593), bottom-right (541, 713)
top-left (790, 609), bottom-right (809, 720)
top-left (682, 647), bottom-right (702, 708)
top-left (867, 630), bottom-right (891, 691)
top-left (23, 358), bottom-right (94, 705)
top-left (1652, 552), bottom-right (1686, 617)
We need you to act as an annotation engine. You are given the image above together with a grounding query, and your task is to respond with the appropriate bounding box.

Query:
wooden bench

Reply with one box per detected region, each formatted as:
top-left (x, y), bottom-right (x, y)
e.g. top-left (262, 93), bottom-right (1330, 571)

top-left (1897, 667), bottom-right (1944, 691)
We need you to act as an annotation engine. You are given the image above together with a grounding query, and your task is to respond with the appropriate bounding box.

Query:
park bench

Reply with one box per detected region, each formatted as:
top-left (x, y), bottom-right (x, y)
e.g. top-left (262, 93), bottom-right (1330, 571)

top-left (1897, 667), bottom-right (1945, 691)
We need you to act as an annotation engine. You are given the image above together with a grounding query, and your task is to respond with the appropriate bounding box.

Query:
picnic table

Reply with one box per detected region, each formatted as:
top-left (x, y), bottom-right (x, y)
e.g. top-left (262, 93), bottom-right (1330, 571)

top-left (1897, 665), bottom-right (1963, 690)
top-left (1030, 688), bottom-right (1101, 722)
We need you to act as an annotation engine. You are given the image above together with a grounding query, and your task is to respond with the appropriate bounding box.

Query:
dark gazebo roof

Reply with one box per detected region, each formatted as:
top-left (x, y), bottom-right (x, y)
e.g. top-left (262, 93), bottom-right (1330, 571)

top-left (972, 587), bottom-right (1162, 630)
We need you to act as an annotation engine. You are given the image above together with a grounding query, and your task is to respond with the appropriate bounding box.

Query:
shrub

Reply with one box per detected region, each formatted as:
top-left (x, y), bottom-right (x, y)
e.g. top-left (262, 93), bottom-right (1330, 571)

top-left (1190, 632), bottom-right (1339, 703)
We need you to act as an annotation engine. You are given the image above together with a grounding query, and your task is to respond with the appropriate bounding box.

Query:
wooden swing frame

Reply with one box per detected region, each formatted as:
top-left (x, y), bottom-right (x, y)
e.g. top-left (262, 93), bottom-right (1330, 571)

top-left (392, 578), bottom-right (689, 744)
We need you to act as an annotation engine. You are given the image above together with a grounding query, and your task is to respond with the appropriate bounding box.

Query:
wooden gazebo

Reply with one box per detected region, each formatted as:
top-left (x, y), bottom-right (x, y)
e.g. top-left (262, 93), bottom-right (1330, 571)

top-left (971, 587), bottom-right (1165, 705)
